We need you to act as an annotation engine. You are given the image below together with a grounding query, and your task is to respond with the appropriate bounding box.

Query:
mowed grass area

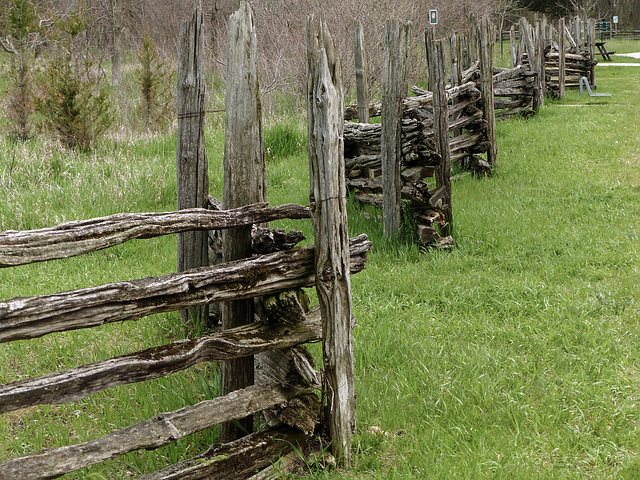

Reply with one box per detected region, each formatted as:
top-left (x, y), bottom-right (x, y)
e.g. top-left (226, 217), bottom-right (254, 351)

top-left (0, 52), bottom-right (639, 478)
top-left (341, 64), bottom-right (640, 479)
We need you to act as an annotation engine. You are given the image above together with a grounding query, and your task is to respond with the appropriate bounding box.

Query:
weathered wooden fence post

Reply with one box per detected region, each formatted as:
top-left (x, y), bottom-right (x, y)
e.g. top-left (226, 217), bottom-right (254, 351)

top-left (307, 16), bottom-right (355, 466)
top-left (558, 18), bottom-right (566, 98)
top-left (519, 18), bottom-right (542, 112)
top-left (535, 20), bottom-right (546, 104)
top-left (354, 20), bottom-right (369, 124)
top-left (176, 0), bottom-right (209, 326)
top-left (425, 28), bottom-right (452, 237)
top-left (479, 16), bottom-right (498, 171)
top-left (450, 33), bottom-right (462, 88)
top-left (381, 19), bottom-right (411, 237)
top-left (574, 17), bottom-right (583, 53)
top-left (509, 25), bottom-right (519, 68)
top-left (354, 19), bottom-right (373, 179)
top-left (450, 32), bottom-right (463, 139)
top-left (220, 0), bottom-right (266, 443)
top-left (469, 13), bottom-right (479, 64)
top-left (460, 34), bottom-right (471, 70)
top-left (587, 19), bottom-right (596, 88)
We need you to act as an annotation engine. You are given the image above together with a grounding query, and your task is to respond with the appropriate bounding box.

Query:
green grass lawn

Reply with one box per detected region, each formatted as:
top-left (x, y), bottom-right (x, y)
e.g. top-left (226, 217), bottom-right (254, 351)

top-left (338, 65), bottom-right (640, 479)
top-left (0, 60), bottom-right (639, 478)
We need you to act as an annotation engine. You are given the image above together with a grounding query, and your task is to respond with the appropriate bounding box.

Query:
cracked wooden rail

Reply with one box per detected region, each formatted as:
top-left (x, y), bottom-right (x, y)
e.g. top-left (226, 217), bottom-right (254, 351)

top-left (0, 202), bottom-right (311, 267)
top-left (0, 384), bottom-right (309, 480)
top-left (0, 235), bottom-right (371, 343)
top-left (0, 307), bottom-right (321, 414)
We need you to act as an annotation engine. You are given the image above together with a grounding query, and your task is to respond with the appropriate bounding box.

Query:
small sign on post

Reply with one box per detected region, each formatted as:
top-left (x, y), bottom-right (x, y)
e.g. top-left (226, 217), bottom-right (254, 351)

top-left (429, 10), bottom-right (438, 26)
top-left (612, 16), bottom-right (619, 24)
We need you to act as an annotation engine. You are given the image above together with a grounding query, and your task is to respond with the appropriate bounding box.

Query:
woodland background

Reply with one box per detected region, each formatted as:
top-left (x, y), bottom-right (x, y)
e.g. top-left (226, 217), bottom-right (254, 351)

top-left (0, 0), bottom-right (636, 148)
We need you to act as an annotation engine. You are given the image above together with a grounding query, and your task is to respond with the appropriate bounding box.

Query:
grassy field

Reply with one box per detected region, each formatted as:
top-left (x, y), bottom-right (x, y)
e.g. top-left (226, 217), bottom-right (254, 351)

top-left (0, 40), bottom-right (639, 478)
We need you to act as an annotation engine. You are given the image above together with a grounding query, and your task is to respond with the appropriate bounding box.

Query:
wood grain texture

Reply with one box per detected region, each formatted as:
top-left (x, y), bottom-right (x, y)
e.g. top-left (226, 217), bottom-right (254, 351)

top-left (221, 1), bottom-right (267, 442)
top-left (0, 203), bottom-right (310, 267)
top-left (345, 81), bottom-right (479, 120)
top-left (425, 29), bottom-right (453, 237)
top-left (519, 18), bottom-right (539, 111)
top-left (307, 16), bottom-right (355, 465)
top-left (136, 426), bottom-right (308, 480)
top-left (0, 236), bottom-right (372, 343)
top-left (0, 385), bottom-right (307, 480)
top-left (479, 16), bottom-right (498, 170)
top-left (176, 1), bottom-right (210, 325)
top-left (558, 18), bottom-right (566, 98)
top-left (0, 308), bottom-right (321, 414)
top-left (587, 19), bottom-right (596, 87)
top-left (354, 20), bottom-right (369, 124)
top-left (381, 19), bottom-right (411, 237)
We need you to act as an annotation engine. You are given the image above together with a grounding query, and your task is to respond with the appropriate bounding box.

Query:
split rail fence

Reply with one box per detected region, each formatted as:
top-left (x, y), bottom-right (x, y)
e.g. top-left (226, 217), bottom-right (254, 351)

top-left (343, 13), bottom-right (603, 247)
top-left (344, 15), bottom-right (499, 246)
top-left (509, 16), bottom-right (599, 97)
top-left (0, 3), bottom-right (369, 479)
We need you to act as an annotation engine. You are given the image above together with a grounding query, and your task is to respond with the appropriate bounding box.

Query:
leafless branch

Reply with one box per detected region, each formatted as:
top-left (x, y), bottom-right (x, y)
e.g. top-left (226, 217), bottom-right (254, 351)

top-left (0, 36), bottom-right (17, 55)
top-left (39, 17), bottom-right (55, 29)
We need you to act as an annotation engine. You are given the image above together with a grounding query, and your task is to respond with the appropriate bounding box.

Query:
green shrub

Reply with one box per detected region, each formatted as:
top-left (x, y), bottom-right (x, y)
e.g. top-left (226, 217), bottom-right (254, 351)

top-left (2, 0), bottom-right (40, 140)
top-left (36, 57), bottom-right (112, 151)
top-left (136, 31), bottom-right (173, 132)
top-left (35, 8), bottom-right (112, 151)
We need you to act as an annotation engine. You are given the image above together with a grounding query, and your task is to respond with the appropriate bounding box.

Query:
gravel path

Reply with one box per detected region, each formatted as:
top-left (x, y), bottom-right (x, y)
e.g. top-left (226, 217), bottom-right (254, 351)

top-left (597, 63), bottom-right (640, 66)
top-left (616, 52), bottom-right (640, 59)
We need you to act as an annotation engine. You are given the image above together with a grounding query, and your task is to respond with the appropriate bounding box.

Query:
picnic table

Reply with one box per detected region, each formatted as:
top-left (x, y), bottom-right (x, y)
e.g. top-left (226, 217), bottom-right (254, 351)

top-left (595, 42), bottom-right (615, 61)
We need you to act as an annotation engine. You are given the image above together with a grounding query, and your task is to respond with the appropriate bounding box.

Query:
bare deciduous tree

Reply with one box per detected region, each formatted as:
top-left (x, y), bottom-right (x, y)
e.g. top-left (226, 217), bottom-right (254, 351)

top-left (569, 0), bottom-right (605, 22)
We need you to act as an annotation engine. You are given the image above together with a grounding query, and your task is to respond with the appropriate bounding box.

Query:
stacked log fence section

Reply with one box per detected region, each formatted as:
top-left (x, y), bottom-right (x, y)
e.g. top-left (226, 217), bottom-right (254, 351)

top-left (0, 4), bottom-right (371, 479)
top-left (344, 15), bottom-right (504, 247)
top-left (509, 16), bottom-right (598, 99)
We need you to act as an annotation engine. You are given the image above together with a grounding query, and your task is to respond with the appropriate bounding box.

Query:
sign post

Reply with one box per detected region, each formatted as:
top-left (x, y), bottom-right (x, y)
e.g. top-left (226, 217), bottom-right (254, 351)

top-left (429, 10), bottom-right (438, 26)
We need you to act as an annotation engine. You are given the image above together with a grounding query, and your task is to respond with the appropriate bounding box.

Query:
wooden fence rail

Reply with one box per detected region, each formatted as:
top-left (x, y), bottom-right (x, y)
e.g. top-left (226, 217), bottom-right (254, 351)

top-left (344, 81), bottom-right (484, 246)
top-left (0, 308), bottom-right (322, 414)
top-left (0, 234), bottom-right (370, 343)
top-left (0, 211), bottom-right (371, 479)
top-left (0, 384), bottom-right (308, 479)
top-left (137, 425), bottom-right (310, 480)
top-left (343, 15), bottom-right (502, 248)
top-left (509, 15), bottom-right (599, 98)
top-left (0, 203), bottom-right (310, 267)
